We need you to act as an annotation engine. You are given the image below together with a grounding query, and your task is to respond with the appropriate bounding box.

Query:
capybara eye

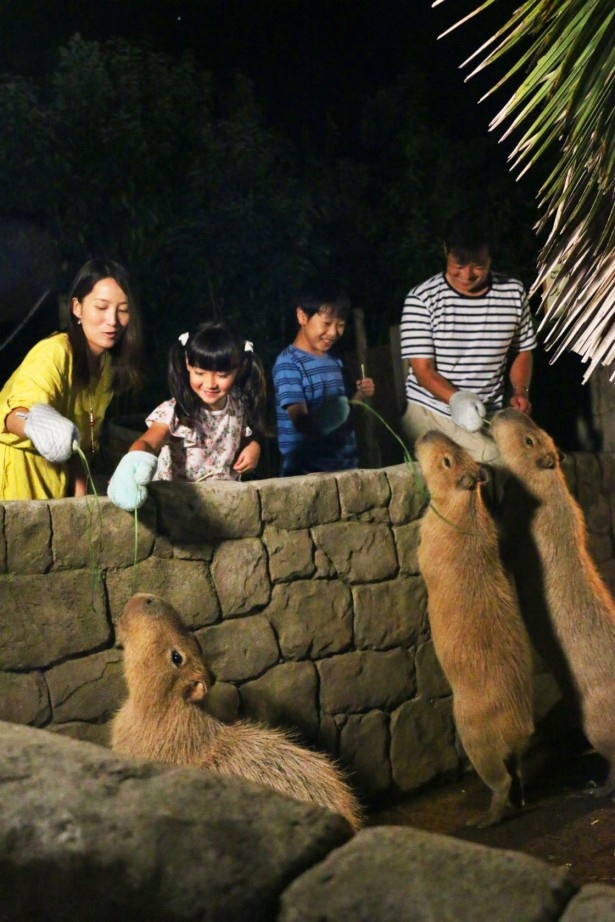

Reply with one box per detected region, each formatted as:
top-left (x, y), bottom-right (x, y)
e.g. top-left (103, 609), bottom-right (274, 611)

top-left (171, 649), bottom-right (183, 667)
top-left (525, 436), bottom-right (534, 446)
top-left (443, 456), bottom-right (451, 468)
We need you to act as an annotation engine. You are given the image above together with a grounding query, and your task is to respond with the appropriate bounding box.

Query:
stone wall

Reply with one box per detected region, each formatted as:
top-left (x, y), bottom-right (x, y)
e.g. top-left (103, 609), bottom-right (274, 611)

top-left (1, 455), bottom-right (614, 803)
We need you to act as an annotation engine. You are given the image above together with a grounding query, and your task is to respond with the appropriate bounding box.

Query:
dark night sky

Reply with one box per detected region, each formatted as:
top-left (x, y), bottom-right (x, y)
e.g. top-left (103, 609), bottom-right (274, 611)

top-left (0, 0), bottom-right (518, 152)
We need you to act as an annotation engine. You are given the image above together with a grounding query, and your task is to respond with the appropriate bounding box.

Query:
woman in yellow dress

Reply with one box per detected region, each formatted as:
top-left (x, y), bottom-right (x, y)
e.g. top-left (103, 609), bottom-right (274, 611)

top-left (0, 258), bottom-right (143, 500)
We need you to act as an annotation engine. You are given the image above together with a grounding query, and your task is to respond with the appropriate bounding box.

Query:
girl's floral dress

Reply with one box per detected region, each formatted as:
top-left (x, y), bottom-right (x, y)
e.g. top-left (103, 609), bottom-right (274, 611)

top-left (146, 390), bottom-right (248, 481)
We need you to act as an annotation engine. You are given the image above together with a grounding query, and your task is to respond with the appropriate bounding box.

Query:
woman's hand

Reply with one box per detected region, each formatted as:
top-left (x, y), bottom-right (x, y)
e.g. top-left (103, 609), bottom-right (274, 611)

top-left (233, 440), bottom-right (261, 473)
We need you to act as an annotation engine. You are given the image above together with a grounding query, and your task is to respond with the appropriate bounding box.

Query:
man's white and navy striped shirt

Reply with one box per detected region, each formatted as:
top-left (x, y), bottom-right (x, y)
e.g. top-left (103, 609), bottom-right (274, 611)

top-left (400, 272), bottom-right (536, 418)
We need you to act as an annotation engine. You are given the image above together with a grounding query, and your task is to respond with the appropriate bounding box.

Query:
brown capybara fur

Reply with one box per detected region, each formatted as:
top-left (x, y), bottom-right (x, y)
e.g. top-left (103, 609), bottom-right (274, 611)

top-left (492, 408), bottom-right (615, 795)
top-left (416, 430), bottom-right (535, 826)
top-left (111, 593), bottom-right (362, 831)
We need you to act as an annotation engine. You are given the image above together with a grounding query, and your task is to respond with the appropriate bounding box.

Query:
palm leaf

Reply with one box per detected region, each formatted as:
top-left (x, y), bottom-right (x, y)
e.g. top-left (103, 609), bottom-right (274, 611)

top-left (435, 0), bottom-right (615, 380)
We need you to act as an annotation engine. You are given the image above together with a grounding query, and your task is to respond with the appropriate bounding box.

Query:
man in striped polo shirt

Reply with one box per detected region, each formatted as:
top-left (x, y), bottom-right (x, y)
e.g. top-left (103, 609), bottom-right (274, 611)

top-left (400, 212), bottom-right (537, 463)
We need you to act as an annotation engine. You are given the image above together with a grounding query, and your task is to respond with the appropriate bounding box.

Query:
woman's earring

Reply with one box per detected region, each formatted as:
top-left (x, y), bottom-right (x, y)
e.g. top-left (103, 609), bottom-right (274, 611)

top-left (76, 318), bottom-right (82, 325)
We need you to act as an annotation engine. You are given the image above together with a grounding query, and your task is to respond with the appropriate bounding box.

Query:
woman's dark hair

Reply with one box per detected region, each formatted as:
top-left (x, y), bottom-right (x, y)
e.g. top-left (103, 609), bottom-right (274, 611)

top-left (168, 322), bottom-right (267, 440)
top-left (67, 257), bottom-right (144, 393)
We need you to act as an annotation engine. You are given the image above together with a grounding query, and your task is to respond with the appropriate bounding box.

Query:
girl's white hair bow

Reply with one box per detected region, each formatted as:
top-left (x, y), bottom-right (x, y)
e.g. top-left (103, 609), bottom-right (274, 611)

top-left (178, 332), bottom-right (189, 346)
top-left (244, 340), bottom-right (254, 352)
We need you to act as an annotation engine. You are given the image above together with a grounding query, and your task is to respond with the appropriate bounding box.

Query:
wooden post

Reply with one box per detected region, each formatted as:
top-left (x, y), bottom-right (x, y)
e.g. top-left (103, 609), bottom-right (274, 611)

top-left (352, 308), bottom-right (381, 468)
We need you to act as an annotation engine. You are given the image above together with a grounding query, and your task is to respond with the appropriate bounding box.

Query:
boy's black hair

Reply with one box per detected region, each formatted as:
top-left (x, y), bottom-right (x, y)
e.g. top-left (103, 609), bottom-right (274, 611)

top-left (444, 211), bottom-right (496, 258)
top-left (296, 277), bottom-right (351, 321)
top-left (168, 321), bottom-right (267, 441)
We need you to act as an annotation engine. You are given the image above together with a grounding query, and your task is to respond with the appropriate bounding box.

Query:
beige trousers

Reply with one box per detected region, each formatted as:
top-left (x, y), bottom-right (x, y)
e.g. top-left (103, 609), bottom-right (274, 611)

top-left (400, 401), bottom-right (502, 466)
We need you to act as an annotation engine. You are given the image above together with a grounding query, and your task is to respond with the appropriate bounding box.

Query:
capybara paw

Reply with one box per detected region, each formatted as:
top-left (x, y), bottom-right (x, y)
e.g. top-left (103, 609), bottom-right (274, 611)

top-left (468, 802), bottom-right (520, 829)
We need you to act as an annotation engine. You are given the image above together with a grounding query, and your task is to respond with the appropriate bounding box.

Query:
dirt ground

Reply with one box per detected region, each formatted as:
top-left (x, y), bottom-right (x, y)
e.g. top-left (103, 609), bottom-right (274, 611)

top-left (368, 746), bottom-right (614, 889)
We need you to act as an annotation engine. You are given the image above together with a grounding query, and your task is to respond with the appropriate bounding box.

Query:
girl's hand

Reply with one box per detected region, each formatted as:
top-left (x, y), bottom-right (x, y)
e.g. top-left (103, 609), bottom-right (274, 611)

top-left (354, 377), bottom-right (375, 400)
top-left (233, 440), bottom-right (261, 473)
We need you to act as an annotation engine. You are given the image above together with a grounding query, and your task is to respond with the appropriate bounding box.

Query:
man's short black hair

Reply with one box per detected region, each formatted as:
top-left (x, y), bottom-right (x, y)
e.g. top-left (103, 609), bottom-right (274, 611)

top-left (444, 211), bottom-right (494, 257)
top-left (296, 277), bottom-right (351, 320)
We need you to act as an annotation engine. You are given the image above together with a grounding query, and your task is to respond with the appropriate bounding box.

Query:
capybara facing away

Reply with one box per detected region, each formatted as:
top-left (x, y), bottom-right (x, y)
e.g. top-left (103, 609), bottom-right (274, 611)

top-left (492, 408), bottom-right (615, 796)
top-left (415, 430), bottom-right (535, 827)
top-left (111, 593), bottom-right (362, 831)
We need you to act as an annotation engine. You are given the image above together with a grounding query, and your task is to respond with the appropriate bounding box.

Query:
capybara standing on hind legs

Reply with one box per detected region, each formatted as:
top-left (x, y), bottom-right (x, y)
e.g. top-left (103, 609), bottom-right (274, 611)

top-left (492, 408), bottom-right (615, 796)
top-left (111, 593), bottom-right (362, 831)
top-left (415, 430), bottom-right (535, 827)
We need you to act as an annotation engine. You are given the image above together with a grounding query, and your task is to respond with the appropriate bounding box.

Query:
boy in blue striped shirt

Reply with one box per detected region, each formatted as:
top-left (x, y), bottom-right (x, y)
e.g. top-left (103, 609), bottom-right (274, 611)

top-left (272, 281), bottom-right (375, 476)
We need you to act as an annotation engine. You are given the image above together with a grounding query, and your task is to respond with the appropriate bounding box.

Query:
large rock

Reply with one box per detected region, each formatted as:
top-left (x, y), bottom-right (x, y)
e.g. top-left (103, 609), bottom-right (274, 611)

top-left (0, 721), bottom-right (353, 922)
top-left (278, 826), bottom-right (577, 922)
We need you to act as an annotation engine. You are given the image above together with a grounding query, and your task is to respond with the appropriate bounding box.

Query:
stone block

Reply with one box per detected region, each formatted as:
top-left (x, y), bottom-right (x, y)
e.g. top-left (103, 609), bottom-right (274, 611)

top-left (49, 497), bottom-right (156, 570)
top-left (0, 505), bottom-right (6, 572)
top-left (339, 711), bottom-right (391, 797)
top-left (561, 884), bottom-right (615, 921)
top-left (4, 501), bottom-right (51, 573)
top-left (318, 649), bottom-right (415, 714)
top-left (0, 670), bottom-right (50, 725)
top-left (583, 492), bottom-right (612, 535)
top-left (265, 581), bottom-right (353, 659)
top-left (278, 826), bottom-right (577, 922)
top-left (353, 576), bottom-right (427, 650)
top-left (172, 541), bottom-right (214, 561)
top-left (152, 479), bottom-right (261, 540)
top-left (587, 530), bottom-right (613, 564)
top-left (105, 558), bottom-right (220, 629)
top-left (211, 538), bottom-right (270, 615)
top-left (599, 453), bottom-right (615, 493)
top-left (337, 469), bottom-right (391, 517)
top-left (264, 525), bottom-right (314, 582)
top-left (197, 614), bottom-right (279, 682)
top-left (386, 464), bottom-right (426, 525)
top-left (258, 476), bottom-right (340, 528)
top-left (50, 721), bottom-right (112, 747)
top-left (239, 661), bottom-right (319, 738)
top-left (0, 722), bottom-right (352, 922)
top-left (0, 571), bottom-right (109, 669)
top-left (390, 697), bottom-right (458, 792)
top-left (205, 681), bottom-right (240, 724)
top-left (415, 640), bottom-right (452, 699)
top-left (46, 648), bottom-right (126, 723)
top-left (573, 453), bottom-right (602, 508)
top-left (393, 520), bottom-right (422, 574)
top-left (312, 523), bottom-right (397, 583)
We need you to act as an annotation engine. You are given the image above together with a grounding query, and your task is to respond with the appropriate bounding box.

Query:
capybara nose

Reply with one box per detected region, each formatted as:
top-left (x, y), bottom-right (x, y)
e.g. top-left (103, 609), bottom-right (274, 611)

top-left (538, 452), bottom-right (556, 470)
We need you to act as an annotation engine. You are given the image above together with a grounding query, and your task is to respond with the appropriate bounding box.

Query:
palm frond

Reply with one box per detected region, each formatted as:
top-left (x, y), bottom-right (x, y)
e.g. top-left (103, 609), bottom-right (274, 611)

top-left (435, 0), bottom-right (615, 380)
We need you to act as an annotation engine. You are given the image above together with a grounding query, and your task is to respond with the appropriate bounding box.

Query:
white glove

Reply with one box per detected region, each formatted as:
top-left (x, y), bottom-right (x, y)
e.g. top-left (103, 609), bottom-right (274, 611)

top-left (24, 404), bottom-right (79, 463)
top-left (107, 451), bottom-right (158, 511)
top-left (449, 391), bottom-right (487, 433)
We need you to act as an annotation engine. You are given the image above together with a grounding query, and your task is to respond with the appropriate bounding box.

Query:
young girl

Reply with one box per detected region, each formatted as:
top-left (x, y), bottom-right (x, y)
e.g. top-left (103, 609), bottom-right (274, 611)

top-left (108, 322), bottom-right (267, 511)
top-left (0, 258), bottom-right (143, 500)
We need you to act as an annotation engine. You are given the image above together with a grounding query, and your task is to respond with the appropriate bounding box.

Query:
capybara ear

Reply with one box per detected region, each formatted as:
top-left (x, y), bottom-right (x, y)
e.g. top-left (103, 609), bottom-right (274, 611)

top-left (477, 465), bottom-right (489, 485)
top-left (557, 449), bottom-right (565, 464)
top-left (185, 680), bottom-right (207, 703)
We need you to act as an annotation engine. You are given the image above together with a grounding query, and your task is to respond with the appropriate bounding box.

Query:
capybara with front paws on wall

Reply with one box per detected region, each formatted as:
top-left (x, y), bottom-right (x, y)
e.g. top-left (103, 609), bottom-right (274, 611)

top-left (416, 430), bottom-right (534, 827)
top-left (492, 408), bottom-right (615, 796)
top-left (111, 593), bottom-right (362, 831)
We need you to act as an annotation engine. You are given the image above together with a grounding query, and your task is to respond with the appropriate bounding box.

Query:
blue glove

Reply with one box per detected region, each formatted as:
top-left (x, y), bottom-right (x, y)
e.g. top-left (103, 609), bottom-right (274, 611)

top-left (311, 395), bottom-right (351, 435)
top-left (107, 451), bottom-right (158, 511)
top-left (24, 403), bottom-right (79, 463)
top-left (449, 391), bottom-right (486, 433)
